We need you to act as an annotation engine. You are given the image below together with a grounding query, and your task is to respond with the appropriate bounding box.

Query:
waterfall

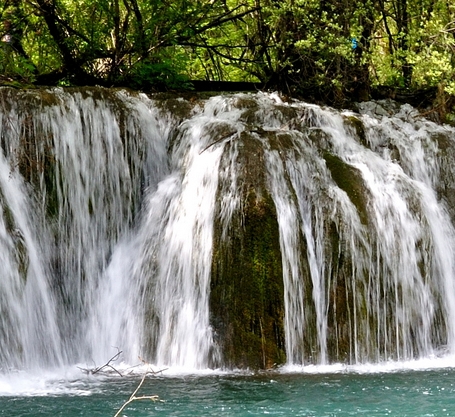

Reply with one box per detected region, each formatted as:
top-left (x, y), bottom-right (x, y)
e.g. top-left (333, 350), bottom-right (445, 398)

top-left (0, 87), bottom-right (455, 372)
top-left (0, 151), bottom-right (62, 370)
top-left (129, 98), bottom-right (241, 368)
top-left (0, 87), bottom-right (168, 369)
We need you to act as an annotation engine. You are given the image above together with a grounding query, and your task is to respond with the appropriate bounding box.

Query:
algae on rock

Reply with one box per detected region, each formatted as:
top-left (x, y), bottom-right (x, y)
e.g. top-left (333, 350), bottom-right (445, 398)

top-left (211, 133), bottom-right (286, 369)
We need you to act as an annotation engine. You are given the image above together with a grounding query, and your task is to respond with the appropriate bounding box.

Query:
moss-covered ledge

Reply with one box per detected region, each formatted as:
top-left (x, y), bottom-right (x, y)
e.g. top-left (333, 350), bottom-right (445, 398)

top-left (210, 135), bottom-right (285, 369)
top-left (323, 151), bottom-right (370, 225)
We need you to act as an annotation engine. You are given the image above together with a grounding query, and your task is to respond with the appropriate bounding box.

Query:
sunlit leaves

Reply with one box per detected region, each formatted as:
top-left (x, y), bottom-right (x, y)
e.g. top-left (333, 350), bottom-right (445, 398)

top-left (1, 0), bottom-right (454, 109)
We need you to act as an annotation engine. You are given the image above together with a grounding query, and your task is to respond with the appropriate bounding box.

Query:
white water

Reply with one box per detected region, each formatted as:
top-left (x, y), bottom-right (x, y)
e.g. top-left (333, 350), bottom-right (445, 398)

top-left (261, 99), bottom-right (455, 364)
top-left (0, 152), bottom-right (62, 370)
top-left (0, 89), bottom-right (455, 383)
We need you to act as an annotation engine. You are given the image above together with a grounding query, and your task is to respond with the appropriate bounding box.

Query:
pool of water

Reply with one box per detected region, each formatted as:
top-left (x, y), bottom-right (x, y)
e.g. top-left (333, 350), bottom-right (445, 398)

top-left (2, 366), bottom-right (455, 416)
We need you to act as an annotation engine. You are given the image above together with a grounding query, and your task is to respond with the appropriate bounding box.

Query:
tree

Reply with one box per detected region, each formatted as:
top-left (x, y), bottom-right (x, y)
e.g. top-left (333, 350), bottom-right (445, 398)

top-left (0, 0), bottom-right (454, 113)
top-left (1, 0), bottom-right (37, 80)
top-left (236, 0), bottom-right (378, 104)
top-left (3, 0), bottom-right (259, 87)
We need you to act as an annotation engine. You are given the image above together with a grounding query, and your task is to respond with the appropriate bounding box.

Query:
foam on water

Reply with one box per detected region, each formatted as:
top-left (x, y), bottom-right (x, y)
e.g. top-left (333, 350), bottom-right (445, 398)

top-left (281, 354), bottom-right (455, 375)
top-left (0, 368), bottom-right (99, 396)
top-left (3, 354), bottom-right (455, 398)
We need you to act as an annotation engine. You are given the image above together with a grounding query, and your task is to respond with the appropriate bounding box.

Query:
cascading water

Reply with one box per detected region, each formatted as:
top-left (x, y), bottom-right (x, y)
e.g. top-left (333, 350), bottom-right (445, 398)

top-left (0, 87), bottom-right (454, 374)
top-left (0, 87), bottom-right (169, 369)
top-left (0, 151), bottom-right (62, 370)
top-left (127, 98), bottom-right (244, 369)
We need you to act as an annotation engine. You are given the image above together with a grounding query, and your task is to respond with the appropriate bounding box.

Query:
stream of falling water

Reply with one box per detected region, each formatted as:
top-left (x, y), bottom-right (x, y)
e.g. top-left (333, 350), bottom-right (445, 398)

top-left (0, 88), bottom-right (455, 377)
top-left (261, 99), bottom-right (455, 363)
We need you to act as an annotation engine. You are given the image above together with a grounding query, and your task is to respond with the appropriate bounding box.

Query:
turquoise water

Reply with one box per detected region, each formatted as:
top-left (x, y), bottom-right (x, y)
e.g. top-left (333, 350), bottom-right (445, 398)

top-left (2, 368), bottom-right (455, 416)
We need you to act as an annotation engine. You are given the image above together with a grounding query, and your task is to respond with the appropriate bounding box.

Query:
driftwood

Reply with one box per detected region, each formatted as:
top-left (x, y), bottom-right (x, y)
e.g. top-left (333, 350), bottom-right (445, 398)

top-left (77, 348), bottom-right (124, 376)
top-left (77, 349), bottom-right (168, 378)
top-left (77, 350), bottom-right (166, 416)
top-left (77, 350), bottom-right (167, 416)
top-left (113, 368), bottom-right (163, 417)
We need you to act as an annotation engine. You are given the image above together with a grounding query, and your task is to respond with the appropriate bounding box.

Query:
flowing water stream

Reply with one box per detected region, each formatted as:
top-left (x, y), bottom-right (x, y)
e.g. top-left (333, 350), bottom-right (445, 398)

top-left (1, 87), bottom-right (455, 414)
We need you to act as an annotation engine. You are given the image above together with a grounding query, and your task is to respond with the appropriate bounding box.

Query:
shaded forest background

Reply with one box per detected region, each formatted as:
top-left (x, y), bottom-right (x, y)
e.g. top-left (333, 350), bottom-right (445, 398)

top-left (1, 0), bottom-right (454, 119)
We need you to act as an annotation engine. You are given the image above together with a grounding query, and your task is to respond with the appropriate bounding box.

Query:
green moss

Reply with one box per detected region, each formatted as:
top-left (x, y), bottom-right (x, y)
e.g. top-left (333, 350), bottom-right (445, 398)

top-left (325, 222), bottom-right (351, 362)
top-left (233, 96), bottom-right (259, 110)
top-left (307, 127), bottom-right (332, 150)
top-left (343, 115), bottom-right (367, 147)
top-left (28, 89), bottom-right (61, 107)
top-left (211, 191), bottom-right (286, 369)
top-left (238, 100), bottom-right (299, 127)
top-left (152, 96), bottom-right (196, 121)
top-left (431, 131), bottom-right (452, 152)
top-left (324, 221), bottom-right (375, 363)
top-left (41, 145), bottom-right (62, 220)
top-left (210, 135), bottom-right (286, 369)
top-left (266, 131), bottom-right (297, 152)
top-left (323, 152), bottom-right (369, 225)
top-left (0, 190), bottom-right (29, 281)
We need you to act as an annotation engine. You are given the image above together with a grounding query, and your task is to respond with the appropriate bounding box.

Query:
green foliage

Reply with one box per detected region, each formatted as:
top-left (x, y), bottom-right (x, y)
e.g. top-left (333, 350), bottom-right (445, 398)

top-left (371, 0), bottom-right (454, 89)
top-left (0, 0), bottom-right (454, 109)
top-left (124, 49), bottom-right (192, 90)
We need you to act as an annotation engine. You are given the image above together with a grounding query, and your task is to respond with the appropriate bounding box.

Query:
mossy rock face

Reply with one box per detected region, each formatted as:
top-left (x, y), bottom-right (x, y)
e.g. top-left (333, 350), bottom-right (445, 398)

top-left (0, 90), bottom-right (59, 220)
top-left (211, 134), bottom-right (285, 369)
top-left (432, 131), bottom-right (455, 223)
top-left (239, 100), bottom-right (300, 127)
top-left (152, 96), bottom-right (196, 122)
top-left (325, 221), bottom-right (358, 362)
top-left (325, 219), bottom-right (380, 363)
top-left (431, 131), bottom-right (452, 152)
top-left (264, 130), bottom-right (297, 152)
top-left (233, 95), bottom-right (259, 110)
top-left (323, 152), bottom-right (369, 225)
top-left (0, 87), bottom-right (61, 114)
top-left (307, 127), bottom-right (332, 150)
top-left (0, 190), bottom-right (29, 281)
top-left (343, 115), bottom-right (367, 147)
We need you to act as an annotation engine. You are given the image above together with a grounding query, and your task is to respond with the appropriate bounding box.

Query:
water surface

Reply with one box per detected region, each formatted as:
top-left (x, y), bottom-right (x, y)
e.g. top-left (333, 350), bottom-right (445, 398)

top-left (2, 366), bottom-right (455, 416)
